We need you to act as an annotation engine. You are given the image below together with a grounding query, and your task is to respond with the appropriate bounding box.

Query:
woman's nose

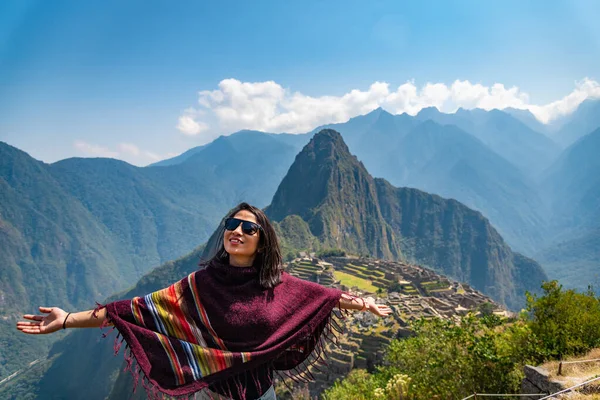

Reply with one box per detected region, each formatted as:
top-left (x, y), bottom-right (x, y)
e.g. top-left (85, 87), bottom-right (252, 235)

top-left (232, 223), bottom-right (244, 234)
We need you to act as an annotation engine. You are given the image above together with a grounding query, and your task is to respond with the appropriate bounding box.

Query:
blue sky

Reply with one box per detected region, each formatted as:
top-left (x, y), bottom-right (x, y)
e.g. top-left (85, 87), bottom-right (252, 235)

top-left (1, 0), bottom-right (599, 165)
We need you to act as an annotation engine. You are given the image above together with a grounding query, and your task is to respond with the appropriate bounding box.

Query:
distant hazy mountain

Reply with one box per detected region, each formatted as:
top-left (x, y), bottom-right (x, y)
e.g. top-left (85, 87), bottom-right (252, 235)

top-left (312, 107), bottom-right (417, 172)
top-left (150, 130), bottom-right (308, 167)
top-left (551, 100), bottom-right (600, 147)
top-left (503, 107), bottom-right (557, 136)
top-left (536, 229), bottom-right (600, 290)
top-left (48, 158), bottom-right (221, 270)
top-left (175, 130), bottom-right (307, 205)
top-left (537, 127), bottom-right (600, 288)
top-left (542, 127), bottom-right (600, 228)
top-left (149, 143), bottom-right (209, 167)
top-left (266, 129), bottom-right (547, 309)
top-left (414, 107), bottom-right (560, 175)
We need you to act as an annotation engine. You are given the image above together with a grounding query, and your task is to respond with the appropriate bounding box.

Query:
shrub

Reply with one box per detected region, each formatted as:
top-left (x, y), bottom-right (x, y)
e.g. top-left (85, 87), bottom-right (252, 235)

top-left (526, 280), bottom-right (600, 358)
top-left (316, 248), bottom-right (346, 258)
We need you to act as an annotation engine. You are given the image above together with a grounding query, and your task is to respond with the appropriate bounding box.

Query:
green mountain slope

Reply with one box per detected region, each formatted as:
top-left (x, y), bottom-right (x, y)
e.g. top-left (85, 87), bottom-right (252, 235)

top-left (0, 142), bottom-right (127, 378)
top-left (0, 131), bottom-right (302, 379)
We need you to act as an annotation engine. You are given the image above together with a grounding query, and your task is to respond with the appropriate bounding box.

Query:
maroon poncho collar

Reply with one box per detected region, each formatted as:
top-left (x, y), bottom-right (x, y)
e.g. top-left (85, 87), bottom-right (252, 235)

top-left (100, 259), bottom-right (344, 399)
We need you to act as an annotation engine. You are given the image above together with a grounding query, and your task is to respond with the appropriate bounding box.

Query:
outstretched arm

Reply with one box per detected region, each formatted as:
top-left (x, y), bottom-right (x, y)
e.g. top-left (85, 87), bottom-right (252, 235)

top-left (16, 306), bottom-right (108, 335)
top-left (338, 293), bottom-right (392, 317)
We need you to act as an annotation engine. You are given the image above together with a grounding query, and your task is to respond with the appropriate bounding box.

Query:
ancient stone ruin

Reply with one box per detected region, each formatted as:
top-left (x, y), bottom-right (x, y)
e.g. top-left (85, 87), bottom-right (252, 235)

top-left (281, 256), bottom-right (506, 398)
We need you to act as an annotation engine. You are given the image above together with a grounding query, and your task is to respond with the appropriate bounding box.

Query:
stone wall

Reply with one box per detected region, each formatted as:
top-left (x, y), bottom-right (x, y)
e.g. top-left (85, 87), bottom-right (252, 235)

top-left (521, 365), bottom-right (564, 399)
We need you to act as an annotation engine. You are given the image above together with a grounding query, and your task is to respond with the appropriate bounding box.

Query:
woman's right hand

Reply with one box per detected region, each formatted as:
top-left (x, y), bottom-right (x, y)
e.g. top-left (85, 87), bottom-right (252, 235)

top-left (16, 306), bottom-right (68, 335)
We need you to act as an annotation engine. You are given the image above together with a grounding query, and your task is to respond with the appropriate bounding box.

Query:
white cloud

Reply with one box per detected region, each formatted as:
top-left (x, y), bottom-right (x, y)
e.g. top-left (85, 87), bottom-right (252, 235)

top-left (117, 142), bottom-right (162, 162)
top-left (117, 142), bottom-right (140, 156)
top-left (177, 108), bottom-right (209, 136)
top-left (74, 141), bottom-right (163, 166)
top-left (74, 140), bottom-right (119, 158)
top-left (446, 81), bottom-right (530, 112)
top-left (177, 77), bottom-right (600, 138)
top-left (529, 78), bottom-right (600, 123)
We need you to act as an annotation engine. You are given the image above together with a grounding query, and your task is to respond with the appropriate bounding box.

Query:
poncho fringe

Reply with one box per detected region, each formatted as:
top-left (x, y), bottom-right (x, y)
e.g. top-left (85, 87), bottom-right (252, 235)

top-left (93, 261), bottom-right (355, 400)
top-left (94, 304), bottom-right (349, 400)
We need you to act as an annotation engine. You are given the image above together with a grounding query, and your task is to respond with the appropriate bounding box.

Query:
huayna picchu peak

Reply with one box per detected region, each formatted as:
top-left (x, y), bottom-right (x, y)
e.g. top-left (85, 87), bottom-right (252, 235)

top-left (266, 129), bottom-right (547, 310)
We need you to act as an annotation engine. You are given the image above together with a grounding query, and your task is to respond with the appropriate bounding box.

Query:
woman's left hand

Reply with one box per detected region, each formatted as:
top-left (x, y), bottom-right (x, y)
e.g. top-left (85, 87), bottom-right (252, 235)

top-left (364, 297), bottom-right (392, 317)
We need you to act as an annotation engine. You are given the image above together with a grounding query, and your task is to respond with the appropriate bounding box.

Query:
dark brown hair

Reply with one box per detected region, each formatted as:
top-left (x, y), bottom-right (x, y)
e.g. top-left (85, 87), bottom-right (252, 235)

top-left (206, 202), bottom-right (283, 289)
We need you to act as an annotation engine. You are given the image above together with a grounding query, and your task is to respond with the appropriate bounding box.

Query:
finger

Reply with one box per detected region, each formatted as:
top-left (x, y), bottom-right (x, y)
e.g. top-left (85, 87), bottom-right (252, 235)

top-left (17, 322), bottom-right (41, 327)
top-left (22, 314), bottom-right (43, 321)
top-left (17, 324), bottom-right (40, 331)
top-left (20, 328), bottom-right (42, 334)
top-left (39, 306), bottom-right (53, 313)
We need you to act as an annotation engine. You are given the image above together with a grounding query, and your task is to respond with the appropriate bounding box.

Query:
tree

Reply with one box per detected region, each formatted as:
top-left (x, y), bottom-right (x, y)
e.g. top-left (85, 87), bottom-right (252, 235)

top-left (526, 280), bottom-right (600, 358)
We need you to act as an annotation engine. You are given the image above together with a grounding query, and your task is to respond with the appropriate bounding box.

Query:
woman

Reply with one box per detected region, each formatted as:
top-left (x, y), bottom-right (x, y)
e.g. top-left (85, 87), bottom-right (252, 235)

top-left (17, 202), bottom-right (391, 400)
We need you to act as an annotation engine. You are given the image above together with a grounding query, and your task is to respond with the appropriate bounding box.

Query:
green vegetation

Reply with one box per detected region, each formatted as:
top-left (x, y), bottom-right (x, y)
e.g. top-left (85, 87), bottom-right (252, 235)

top-left (322, 370), bottom-right (381, 400)
top-left (331, 263), bottom-right (392, 295)
top-left (343, 264), bottom-right (385, 278)
top-left (421, 281), bottom-right (449, 290)
top-left (323, 281), bottom-right (600, 399)
top-left (333, 271), bottom-right (379, 293)
top-left (527, 280), bottom-right (600, 358)
top-left (388, 281), bottom-right (418, 295)
top-left (316, 248), bottom-right (347, 258)
top-left (275, 214), bottom-right (319, 261)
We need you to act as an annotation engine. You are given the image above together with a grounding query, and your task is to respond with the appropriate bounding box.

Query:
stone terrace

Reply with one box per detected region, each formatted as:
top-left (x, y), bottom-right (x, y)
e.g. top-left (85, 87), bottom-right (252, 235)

top-left (281, 256), bottom-right (506, 399)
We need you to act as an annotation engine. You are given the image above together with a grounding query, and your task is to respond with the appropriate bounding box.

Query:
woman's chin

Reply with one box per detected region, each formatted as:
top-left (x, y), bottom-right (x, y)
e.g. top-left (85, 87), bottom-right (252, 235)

top-left (225, 247), bottom-right (247, 256)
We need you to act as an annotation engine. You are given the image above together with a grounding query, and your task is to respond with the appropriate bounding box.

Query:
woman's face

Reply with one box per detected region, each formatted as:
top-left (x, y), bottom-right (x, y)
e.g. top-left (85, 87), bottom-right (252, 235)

top-left (223, 210), bottom-right (261, 267)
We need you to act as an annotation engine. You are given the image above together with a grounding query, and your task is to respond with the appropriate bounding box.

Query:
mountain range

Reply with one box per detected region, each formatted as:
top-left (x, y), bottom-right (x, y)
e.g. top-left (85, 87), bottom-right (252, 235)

top-left (265, 129), bottom-right (546, 309)
top-left (320, 112), bottom-right (549, 254)
top-left (0, 129), bottom-right (547, 399)
top-left (0, 131), bottom-right (302, 378)
top-left (148, 101), bottom-right (600, 264)
top-left (1, 98), bottom-right (599, 388)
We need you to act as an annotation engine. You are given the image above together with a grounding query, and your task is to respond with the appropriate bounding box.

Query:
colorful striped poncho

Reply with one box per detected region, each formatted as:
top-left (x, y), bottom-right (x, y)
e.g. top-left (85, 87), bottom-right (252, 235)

top-left (100, 259), bottom-right (344, 399)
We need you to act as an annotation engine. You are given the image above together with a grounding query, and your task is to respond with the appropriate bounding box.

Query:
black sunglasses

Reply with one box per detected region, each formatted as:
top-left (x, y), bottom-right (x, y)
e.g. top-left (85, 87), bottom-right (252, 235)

top-left (224, 217), bottom-right (262, 235)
